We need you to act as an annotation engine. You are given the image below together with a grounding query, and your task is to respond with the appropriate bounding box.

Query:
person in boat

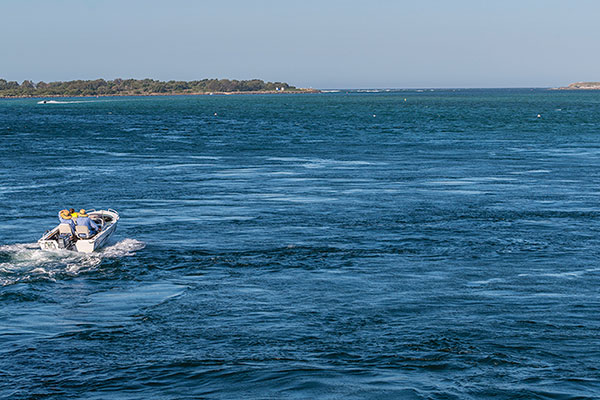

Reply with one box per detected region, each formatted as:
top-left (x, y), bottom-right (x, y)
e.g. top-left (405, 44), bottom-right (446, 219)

top-left (75, 209), bottom-right (99, 236)
top-left (58, 209), bottom-right (75, 226)
top-left (58, 209), bottom-right (76, 234)
top-left (69, 208), bottom-right (78, 219)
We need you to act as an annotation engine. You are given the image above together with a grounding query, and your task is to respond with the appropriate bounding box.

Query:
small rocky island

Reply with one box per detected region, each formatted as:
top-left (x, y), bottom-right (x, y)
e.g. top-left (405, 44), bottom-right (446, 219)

top-left (556, 82), bottom-right (600, 90)
top-left (0, 78), bottom-right (318, 98)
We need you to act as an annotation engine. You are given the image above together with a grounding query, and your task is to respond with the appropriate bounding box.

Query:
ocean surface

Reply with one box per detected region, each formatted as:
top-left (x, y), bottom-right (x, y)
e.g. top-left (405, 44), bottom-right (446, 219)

top-left (1, 89), bottom-right (599, 399)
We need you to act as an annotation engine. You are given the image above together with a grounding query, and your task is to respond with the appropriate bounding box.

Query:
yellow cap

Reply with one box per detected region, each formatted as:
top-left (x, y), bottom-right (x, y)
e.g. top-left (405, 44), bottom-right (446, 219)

top-left (79, 209), bottom-right (87, 216)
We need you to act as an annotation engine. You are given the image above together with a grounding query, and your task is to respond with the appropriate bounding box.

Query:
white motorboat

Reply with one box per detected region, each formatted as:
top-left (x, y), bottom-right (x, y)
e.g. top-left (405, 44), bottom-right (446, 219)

top-left (38, 209), bottom-right (120, 253)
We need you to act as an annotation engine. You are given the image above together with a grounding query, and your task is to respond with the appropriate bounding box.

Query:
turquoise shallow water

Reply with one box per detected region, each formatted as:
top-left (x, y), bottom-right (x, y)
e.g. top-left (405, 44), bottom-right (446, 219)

top-left (1, 90), bottom-right (600, 399)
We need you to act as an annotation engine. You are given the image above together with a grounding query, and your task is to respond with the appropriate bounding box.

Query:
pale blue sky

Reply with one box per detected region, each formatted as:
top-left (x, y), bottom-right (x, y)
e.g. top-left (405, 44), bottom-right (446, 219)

top-left (1, 0), bottom-right (598, 88)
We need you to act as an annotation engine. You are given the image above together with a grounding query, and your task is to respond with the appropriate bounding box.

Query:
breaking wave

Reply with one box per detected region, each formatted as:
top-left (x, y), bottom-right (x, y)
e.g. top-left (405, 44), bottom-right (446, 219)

top-left (0, 239), bottom-right (145, 286)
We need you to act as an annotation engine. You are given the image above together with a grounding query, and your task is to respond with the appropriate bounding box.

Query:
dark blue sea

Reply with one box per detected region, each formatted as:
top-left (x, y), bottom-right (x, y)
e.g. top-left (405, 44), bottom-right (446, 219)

top-left (1, 90), bottom-right (599, 399)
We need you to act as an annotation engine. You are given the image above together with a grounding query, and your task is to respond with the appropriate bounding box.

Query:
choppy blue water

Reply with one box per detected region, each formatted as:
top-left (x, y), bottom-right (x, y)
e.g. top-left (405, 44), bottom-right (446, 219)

top-left (1, 90), bottom-right (599, 399)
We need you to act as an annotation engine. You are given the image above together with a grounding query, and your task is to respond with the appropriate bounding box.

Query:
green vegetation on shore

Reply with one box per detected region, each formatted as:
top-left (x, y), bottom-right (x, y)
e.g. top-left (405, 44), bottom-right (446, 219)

top-left (0, 78), bottom-right (310, 97)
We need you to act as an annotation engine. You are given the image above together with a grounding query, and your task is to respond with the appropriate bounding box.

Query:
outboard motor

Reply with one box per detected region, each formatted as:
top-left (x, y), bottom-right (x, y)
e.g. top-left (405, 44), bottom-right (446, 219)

top-left (57, 234), bottom-right (74, 249)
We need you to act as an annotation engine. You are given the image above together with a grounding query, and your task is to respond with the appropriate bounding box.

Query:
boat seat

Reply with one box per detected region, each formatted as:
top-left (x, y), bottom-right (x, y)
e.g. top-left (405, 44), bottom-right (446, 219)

top-left (75, 225), bottom-right (93, 239)
top-left (58, 223), bottom-right (74, 235)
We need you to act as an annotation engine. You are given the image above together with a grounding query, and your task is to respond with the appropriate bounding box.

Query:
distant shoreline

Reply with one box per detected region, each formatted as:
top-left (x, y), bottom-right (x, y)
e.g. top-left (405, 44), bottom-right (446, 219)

top-left (0, 89), bottom-right (320, 99)
top-left (0, 78), bottom-right (318, 99)
top-left (553, 82), bottom-right (600, 90)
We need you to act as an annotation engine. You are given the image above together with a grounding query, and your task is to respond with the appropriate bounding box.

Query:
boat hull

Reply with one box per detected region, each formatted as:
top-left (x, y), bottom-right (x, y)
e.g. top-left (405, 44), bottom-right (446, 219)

top-left (38, 209), bottom-right (120, 253)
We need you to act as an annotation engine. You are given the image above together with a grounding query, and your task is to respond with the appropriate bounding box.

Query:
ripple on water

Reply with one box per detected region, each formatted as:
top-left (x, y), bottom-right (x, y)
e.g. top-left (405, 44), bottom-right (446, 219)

top-left (2, 91), bottom-right (600, 399)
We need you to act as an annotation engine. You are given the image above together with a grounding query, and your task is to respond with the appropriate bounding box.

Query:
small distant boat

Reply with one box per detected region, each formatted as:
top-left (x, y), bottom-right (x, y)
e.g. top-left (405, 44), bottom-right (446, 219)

top-left (38, 209), bottom-right (119, 253)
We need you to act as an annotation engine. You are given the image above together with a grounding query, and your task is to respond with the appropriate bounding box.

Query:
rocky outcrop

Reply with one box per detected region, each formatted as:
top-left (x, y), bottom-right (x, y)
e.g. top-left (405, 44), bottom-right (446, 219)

top-left (557, 82), bottom-right (600, 90)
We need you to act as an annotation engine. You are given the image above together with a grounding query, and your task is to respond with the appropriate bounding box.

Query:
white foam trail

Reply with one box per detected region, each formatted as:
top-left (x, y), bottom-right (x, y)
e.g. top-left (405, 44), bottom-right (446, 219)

top-left (38, 100), bottom-right (83, 104)
top-left (0, 239), bottom-right (145, 286)
top-left (37, 99), bottom-right (113, 104)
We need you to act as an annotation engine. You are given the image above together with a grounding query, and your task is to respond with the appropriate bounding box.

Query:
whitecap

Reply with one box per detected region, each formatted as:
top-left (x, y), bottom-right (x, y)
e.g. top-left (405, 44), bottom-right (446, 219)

top-left (509, 169), bottom-right (551, 175)
top-left (100, 238), bottom-right (146, 257)
top-left (468, 278), bottom-right (505, 285)
top-left (518, 267), bottom-right (600, 280)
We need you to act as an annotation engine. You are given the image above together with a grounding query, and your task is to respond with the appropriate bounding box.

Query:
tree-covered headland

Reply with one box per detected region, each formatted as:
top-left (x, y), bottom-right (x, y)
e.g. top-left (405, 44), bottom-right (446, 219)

top-left (0, 78), bottom-right (314, 97)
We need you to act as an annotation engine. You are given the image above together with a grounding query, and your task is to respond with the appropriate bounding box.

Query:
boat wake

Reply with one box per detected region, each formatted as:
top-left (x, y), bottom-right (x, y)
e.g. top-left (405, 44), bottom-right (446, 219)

top-left (37, 100), bottom-right (105, 104)
top-left (0, 239), bottom-right (145, 286)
